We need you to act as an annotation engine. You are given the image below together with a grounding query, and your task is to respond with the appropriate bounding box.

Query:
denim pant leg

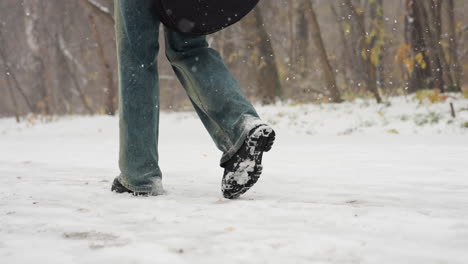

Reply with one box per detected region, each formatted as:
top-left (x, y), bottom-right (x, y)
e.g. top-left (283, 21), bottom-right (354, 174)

top-left (163, 28), bottom-right (268, 166)
top-left (115, 0), bottom-right (162, 192)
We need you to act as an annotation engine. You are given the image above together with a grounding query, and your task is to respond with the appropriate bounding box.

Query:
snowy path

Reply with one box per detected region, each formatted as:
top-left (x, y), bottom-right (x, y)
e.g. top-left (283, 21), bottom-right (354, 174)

top-left (1, 102), bottom-right (468, 263)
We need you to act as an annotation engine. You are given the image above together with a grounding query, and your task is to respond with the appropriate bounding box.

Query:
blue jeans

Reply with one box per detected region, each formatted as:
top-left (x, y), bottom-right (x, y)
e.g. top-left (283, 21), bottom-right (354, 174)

top-left (115, 0), bottom-right (267, 192)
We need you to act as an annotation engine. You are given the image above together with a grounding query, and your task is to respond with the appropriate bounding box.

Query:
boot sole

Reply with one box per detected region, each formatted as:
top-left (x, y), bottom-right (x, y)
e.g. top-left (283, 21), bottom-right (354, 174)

top-left (223, 125), bottom-right (276, 199)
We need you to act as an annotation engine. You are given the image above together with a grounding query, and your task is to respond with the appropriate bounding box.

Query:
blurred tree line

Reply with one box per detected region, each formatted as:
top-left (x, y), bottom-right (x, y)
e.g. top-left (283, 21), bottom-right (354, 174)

top-left (0, 0), bottom-right (466, 119)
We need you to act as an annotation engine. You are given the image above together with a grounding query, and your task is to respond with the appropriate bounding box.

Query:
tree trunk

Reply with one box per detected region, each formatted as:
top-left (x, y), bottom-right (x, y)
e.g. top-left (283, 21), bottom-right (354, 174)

top-left (1, 55), bottom-right (21, 121)
top-left (242, 7), bottom-right (283, 104)
top-left (296, 0), bottom-right (310, 80)
top-left (369, 0), bottom-right (385, 90)
top-left (56, 36), bottom-right (95, 115)
top-left (23, 0), bottom-right (52, 115)
top-left (89, 13), bottom-right (116, 115)
top-left (304, 0), bottom-right (342, 103)
top-left (405, 0), bottom-right (432, 92)
top-left (446, 0), bottom-right (462, 91)
top-left (342, 0), bottom-right (382, 103)
top-left (79, 0), bottom-right (116, 115)
top-left (0, 20), bottom-right (34, 114)
top-left (423, 0), bottom-right (446, 92)
top-left (288, 0), bottom-right (295, 68)
top-left (330, 3), bottom-right (353, 93)
top-left (405, 0), bottom-right (454, 93)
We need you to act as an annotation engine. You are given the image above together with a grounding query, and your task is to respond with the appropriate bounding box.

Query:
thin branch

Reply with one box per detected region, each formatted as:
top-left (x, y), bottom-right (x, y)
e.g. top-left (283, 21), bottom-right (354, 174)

top-left (0, 25), bottom-right (35, 113)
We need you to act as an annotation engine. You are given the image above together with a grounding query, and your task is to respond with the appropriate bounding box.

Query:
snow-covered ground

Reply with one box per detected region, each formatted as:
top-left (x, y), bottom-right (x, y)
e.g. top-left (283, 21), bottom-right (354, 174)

top-left (1, 96), bottom-right (468, 264)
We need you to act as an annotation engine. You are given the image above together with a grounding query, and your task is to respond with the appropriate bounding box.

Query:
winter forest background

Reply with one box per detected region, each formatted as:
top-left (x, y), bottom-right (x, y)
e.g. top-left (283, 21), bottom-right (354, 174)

top-left (0, 0), bottom-right (466, 119)
top-left (1, 1), bottom-right (468, 263)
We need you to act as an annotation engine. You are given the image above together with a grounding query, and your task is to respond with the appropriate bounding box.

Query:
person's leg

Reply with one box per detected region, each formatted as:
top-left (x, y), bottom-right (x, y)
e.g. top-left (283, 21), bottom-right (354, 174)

top-left (164, 28), bottom-right (268, 166)
top-left (114, 0), bottom-right (162, 194)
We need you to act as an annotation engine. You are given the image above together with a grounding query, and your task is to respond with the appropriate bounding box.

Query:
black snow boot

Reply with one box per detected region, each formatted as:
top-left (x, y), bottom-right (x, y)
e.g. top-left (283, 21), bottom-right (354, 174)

top-left (221, 125), bottom-right (276, 199)
top-left (111, 178), bottom-right (150, 196)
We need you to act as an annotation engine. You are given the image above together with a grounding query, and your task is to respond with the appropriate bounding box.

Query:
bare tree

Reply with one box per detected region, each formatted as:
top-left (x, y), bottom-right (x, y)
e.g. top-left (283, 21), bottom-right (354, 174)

top-left (79, 0), bottom-right (116, 115)
top-left (0, 0), bottom-right (465, 117)
top-left (0, 49), bottom-right (20, 122)
top-left (241, 7), bottom-right (283, 103)
top-left (296, 0), bottom-right (310, 80)
top-left (304, 0), bottom-right (342, 103)
top-left (0, 22), bottom-right (35, 115)
top-left (23, 0), bottom-right (52, 114)
top-left (330, 3), bottom-right (353, 94)
top-left (404, 0), bottom-right (456, 93)
top-left (369, 0), bottom-right (385, 90)
top-left (57, 35), bottom-right (95, 114)
top-left (342, 0), bottom-right (382, 103)
top-left (446, 0), bottom-right (462, 91)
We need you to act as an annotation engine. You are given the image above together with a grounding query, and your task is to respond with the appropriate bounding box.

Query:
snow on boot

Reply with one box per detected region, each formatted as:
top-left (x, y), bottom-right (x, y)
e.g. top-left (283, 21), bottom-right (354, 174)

top-left (221, 125), bottom-right (276, 199)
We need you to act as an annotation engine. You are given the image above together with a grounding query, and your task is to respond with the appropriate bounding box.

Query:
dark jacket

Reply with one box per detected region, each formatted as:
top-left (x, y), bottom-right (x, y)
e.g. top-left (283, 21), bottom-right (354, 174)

top-left (154, 0), bottom-right (259, 35)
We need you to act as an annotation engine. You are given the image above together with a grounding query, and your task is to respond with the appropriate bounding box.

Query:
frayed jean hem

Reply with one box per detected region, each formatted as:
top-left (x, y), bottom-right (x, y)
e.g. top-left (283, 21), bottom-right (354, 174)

top-left (117, 174), bottom-right (164, 195)
top-left (219, 115), bottom-right (268, 166)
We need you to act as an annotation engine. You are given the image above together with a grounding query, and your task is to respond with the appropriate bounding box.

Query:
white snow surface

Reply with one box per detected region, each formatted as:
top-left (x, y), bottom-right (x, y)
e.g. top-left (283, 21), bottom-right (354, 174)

top-left (1, 96), bottom-right (468, 264)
